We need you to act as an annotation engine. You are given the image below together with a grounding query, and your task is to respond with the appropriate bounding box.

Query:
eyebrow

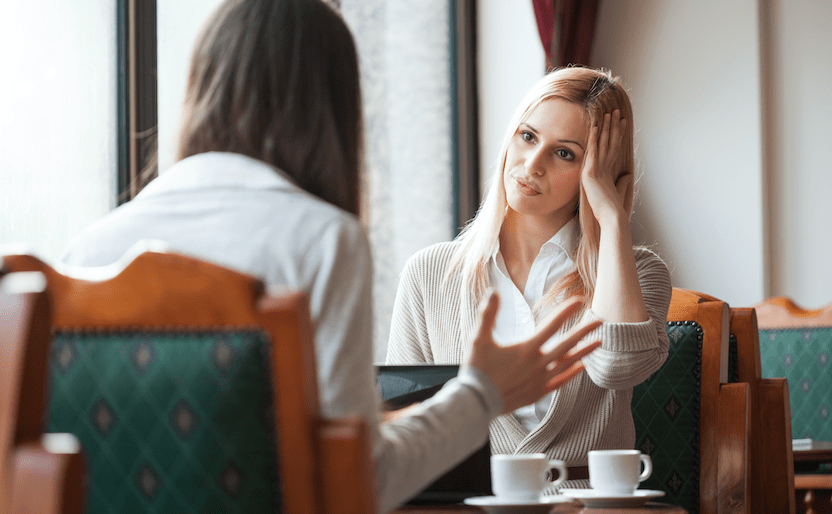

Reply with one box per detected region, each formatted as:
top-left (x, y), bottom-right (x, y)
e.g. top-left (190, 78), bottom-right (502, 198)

top-left (519, 123), bottom-right (585, 151)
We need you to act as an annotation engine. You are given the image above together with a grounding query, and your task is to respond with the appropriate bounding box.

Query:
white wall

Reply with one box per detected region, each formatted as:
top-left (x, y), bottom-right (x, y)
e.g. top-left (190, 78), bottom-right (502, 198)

top-left (477, 0), bottom-right (545, 195)
top-left (591, 0), bottom-right (765, 307)
top-left (766, 0), bottom-right (832, 308)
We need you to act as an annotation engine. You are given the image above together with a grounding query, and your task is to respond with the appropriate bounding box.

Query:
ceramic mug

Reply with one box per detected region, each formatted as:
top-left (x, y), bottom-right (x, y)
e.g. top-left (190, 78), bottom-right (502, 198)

top-left (588, 449), bottom-right (652, 495)
top-left (490, 454), bottom-right (568, 502)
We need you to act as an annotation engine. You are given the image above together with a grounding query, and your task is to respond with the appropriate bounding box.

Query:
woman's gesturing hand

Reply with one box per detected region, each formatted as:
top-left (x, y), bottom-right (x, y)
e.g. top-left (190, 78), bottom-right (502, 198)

top-left (466, 292), bottom-right (601, 414)
top-left (580, 109), bottom-right (632, 226)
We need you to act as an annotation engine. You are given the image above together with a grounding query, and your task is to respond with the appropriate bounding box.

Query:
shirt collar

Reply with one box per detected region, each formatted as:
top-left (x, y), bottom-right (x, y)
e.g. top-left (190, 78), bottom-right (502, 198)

top-left (491, 216), bottom-right (580, 261)
top-left (136, 152), bottom-right (300, 200)
top-left (543, 216), bottom-right (580, 258)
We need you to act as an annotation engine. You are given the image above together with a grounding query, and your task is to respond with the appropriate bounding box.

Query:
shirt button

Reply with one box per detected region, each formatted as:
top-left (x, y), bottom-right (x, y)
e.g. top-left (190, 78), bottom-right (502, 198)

top-left (522, 316), bottom-right (530, 323)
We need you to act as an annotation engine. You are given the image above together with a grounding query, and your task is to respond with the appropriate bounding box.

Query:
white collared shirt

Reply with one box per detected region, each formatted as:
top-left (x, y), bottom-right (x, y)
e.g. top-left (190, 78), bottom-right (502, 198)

top-left (60, 152), bottom-right (502, 513)
top-left (490, 217), bottom-right (580, 431)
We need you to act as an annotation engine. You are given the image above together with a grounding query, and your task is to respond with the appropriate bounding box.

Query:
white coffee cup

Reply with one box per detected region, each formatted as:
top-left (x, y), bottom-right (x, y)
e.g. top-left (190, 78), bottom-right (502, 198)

top-left (588, 449), bottom-right (652, 496)
top-left (490, 454), bottom-right (568, 502)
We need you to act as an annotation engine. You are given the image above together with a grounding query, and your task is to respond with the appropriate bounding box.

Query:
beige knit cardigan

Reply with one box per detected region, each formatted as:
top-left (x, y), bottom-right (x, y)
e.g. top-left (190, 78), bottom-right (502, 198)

top-left (386, 241), bottom-right (671, 471)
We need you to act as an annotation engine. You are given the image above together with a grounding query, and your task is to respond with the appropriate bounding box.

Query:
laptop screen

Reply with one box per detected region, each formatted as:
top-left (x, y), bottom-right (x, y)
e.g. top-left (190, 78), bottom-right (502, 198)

top-left (375, 364), bottom-right (492, 504)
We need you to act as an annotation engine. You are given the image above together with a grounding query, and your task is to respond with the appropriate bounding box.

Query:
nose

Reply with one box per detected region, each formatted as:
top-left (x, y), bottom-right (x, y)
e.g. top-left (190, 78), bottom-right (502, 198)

top-left (524, 145), bottom-right (547, 176)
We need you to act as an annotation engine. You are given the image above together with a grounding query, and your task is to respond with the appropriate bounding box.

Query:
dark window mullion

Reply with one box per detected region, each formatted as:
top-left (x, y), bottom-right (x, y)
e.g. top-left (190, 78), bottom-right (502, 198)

top-left (117, 0), bottom-right (157, 205)
top-left (450, 0), bottom-right (480, 236)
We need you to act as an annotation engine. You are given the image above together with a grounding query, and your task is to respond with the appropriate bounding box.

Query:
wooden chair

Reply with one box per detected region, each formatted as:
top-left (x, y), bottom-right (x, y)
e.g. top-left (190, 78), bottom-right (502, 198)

top-left (632, 288), bottom-right (750, 514)
top-left (1, 272), bottom-right (85, 514)
top-left (728, 308), bottom-right (796, 514)
top-left (0, 247), bottom-right (376, 514)
top-left (755, 297), bottom-right (832, 514)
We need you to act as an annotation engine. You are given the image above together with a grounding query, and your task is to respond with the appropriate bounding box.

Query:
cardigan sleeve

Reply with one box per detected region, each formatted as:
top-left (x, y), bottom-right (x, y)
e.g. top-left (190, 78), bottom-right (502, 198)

top-left (579, 247), bottom-right (672, 390)
top-left (386, 250), bottom-right (434, 364)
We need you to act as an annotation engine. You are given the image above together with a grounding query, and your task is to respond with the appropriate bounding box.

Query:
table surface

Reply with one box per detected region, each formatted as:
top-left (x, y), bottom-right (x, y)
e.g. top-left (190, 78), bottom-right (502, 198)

top-left (396, 501), bottom-right (686, 514)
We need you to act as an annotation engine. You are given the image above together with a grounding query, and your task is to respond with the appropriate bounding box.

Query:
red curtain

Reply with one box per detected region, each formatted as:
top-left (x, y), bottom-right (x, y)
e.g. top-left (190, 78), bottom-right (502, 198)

top-left (532, 0), bottom-right (599, 69)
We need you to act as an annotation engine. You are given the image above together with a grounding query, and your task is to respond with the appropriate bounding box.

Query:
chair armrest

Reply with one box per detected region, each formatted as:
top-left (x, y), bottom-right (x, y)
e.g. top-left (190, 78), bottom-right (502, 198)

top-left (318, 417), bottom-right (376, 514)
top-left (718, 382), bottom-right (750, 514)
top-left (9, 434), bottom-right (85, 514)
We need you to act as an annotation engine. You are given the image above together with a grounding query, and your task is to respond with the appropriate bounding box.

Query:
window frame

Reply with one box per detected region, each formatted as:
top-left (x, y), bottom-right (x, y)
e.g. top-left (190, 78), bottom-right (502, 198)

top-left (117, 0), bottom-right (158, 204)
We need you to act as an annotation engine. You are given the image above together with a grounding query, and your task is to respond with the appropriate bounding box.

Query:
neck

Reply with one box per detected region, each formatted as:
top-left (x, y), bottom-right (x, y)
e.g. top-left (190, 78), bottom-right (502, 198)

top-left (499, 209), bottom-right (572, 265)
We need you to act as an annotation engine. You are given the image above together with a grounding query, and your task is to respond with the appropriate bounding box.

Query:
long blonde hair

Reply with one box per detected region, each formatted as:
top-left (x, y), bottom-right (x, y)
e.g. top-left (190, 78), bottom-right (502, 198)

top-left (448, 67), bottom-right (635, 311)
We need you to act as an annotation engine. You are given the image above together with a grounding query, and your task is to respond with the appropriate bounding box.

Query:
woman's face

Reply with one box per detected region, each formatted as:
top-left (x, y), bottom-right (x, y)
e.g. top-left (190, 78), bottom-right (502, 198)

top-left (503, 98), bottom-right (589, 228)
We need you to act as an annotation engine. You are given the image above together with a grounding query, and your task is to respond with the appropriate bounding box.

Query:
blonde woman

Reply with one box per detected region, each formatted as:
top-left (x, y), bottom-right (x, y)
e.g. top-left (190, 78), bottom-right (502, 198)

top-left (387, 67), bottom-right (671, 488)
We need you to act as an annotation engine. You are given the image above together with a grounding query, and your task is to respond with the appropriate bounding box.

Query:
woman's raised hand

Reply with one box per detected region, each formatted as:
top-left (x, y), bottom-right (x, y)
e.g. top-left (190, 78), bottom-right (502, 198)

top-left (465, 291), bottom-right (601, 414)
top-left (580, 109), bottom-right (632, 226)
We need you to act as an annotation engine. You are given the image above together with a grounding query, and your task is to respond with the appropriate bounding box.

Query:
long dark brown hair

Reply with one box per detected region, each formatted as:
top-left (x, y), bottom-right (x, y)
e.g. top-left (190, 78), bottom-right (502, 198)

top-left (177, 0), bottom-right (362, 215)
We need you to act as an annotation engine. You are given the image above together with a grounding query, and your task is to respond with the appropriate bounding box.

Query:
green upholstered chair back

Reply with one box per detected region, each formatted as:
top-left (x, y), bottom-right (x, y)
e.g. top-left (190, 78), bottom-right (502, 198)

top-left (0, 248), bottom-right (346, 514)
top-left (759, 327), bottom-right (832, 441)
top-left (632, 320), bottom-right (703, 514)
top-left (754, 296), bottom-right (832, 444)
top-left (47, 330), bottom-right (280, 514)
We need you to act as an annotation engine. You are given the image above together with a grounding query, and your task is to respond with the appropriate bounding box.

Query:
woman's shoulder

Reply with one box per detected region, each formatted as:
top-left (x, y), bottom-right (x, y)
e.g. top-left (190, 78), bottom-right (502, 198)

top-left (399, 240), bottom-right (464, 285)
top-left (406, 240), bottom-right (463, 268)
top-left (632, 245), bottom-right (672, 292)
top-left (632, 245), bottom-right (668, 268)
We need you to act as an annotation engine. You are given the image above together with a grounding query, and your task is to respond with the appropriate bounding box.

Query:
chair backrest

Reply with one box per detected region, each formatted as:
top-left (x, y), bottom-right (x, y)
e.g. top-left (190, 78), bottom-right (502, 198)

top-left (632, 288), bottom-right (747, 514)
top-left (728, 308), bottom-right (795, 514)
top-left (1, 272), bottom-right (85, 514)
top-left (755, 297), bottom-right (832, 442)
top-left (0, 248), bottom-right (375, 514)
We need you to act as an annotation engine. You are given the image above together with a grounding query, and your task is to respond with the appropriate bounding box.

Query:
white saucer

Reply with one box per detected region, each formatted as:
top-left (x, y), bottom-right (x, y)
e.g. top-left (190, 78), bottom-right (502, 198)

top-left (463, 495), bottom-right (573, 514)
top-left (561, 489), bottom-right (665, 508)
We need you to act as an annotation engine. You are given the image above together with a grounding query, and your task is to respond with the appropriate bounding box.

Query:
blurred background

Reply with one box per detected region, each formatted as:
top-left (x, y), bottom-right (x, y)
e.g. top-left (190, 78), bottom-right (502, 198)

top-left (1, 0), bottom-right (829, 361)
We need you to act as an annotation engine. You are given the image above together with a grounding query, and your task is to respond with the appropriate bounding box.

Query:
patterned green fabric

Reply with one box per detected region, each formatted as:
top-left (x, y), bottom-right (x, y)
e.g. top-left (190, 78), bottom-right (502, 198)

top-left (632, 321), bottom-right (703, 514)
top-left (760, 327), bottom-right (832, 441)
top-left (728, 334), bottom-right (739, 383)
top-left (47, 331), bottom-right (281, 514)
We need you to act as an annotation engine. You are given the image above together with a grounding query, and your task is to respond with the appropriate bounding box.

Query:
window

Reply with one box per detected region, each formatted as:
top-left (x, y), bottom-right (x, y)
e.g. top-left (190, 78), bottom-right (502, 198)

top-left (0, 3), bottom-right (117, 259)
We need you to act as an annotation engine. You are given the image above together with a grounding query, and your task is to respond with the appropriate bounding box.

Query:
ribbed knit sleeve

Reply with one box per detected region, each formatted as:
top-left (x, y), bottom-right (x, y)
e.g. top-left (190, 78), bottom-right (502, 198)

top-left (386, 242), bottom-right (472, 365)
top-left (581, 247), bottom-right (671, 390)
top-left (386, 247), bottom-right (432, 364)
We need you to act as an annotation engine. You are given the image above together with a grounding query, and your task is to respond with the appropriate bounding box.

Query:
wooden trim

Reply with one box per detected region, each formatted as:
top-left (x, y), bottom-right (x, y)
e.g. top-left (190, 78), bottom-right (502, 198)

top-left (257, 292), bottom-right (324, 514)
top-left (9, 443), bottom-right (85, 514)
top-left (668, 288), bottom-right (730, 514)
top-left (759, 378), bottom-right (796, 514)
top-left (717, 382), bottom-right (750, 514)
top-left (0, 285), bottom-right (53, 514)
top-left (730, 308), bottom-right (762, 383)
top-left (753, 296), bottom-right (832, 329)
top-left (795, 475), bottom-right (832, 490)
top-left (320, 417), bottom-right (377, 514)
top-left (1, 252), bottom-right (263, 329)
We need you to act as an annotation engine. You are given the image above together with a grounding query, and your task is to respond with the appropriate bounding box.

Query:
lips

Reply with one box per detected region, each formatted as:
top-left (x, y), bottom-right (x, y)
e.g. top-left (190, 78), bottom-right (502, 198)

top-left (513, 176), bottom-right (541, 196)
